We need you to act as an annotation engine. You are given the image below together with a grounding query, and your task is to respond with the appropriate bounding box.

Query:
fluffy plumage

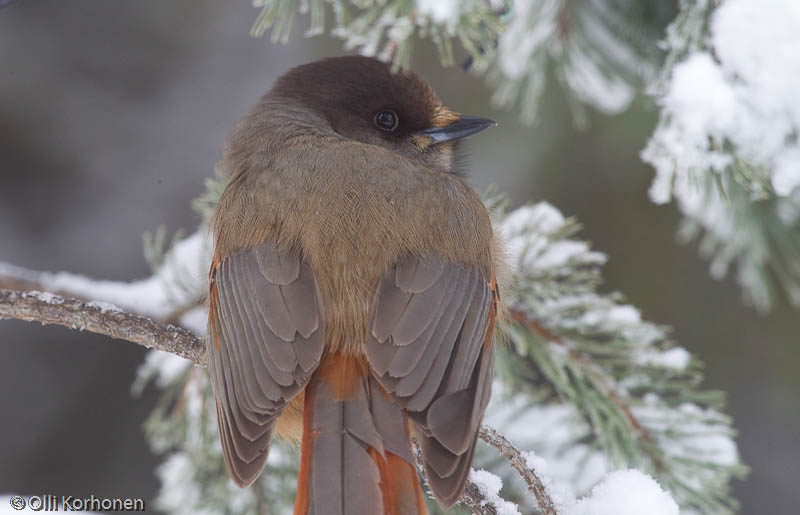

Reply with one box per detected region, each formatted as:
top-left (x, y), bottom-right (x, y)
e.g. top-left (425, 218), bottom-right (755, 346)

top-left (207, 55), bottom-right (500, 514)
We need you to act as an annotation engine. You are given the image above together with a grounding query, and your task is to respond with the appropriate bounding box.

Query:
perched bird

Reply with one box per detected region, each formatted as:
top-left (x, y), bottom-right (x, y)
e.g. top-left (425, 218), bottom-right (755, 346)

top-left (207, 55), bottom-right (501, 515)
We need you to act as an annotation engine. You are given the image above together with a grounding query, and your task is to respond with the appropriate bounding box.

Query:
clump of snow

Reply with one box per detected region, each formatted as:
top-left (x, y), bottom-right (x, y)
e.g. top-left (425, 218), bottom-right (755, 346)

top-left (469, 469), bottom-right (521, 515)
top-left (493, 0), bottom-right (642, 122)
top-left (561, 2), bottom-right (638, 114)
top-left (645, 0), bottom-right (800, 198)
top-left (565, 470), bottom-right (679, 515)
top-left (484, 385), bottom-right (610, 504)
top-left (503, 202), bottom-right (565, 235)
top-left (132, 349), bottom-right (192, 394)
top-left (179, 306), bottom-right (209, 336)
top-left (520, 450), bottom-right (573, 509)
top-left (501, 202), bottom-right (606, 273)
top-left (636, 347), bottom-right (691, 370)
top-left (644, 53), bottom-right (736, 204)
top-left (415, 0), bottom-right (460, 27)
top-left (581, 305), bottom-right (641, 328)
top-left (496, 0), bottom-right (557, 80)
top-left (23, 290), bottom-right (61, 304)
top-left (86, 300), bottom-right (121, 313)
top-left (533, 241), bottom-right (591, 269)
top-left (35, 230), bottom-right (212, 318)
top-left (642, 0), bottom-right (800, 310)
top-left (632, 399), bottom-right (741, 471)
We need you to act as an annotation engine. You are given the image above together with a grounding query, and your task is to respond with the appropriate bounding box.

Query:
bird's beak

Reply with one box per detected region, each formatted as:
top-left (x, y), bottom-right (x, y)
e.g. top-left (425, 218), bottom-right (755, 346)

top-left (419, 116), bottom-right (497, 144)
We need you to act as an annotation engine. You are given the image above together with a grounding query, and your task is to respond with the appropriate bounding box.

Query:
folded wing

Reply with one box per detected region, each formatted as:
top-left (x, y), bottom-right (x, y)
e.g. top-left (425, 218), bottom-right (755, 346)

top-left (207, 241), bottom-right (325, 486)
top-left (366, 256), bottom-right (496, 507)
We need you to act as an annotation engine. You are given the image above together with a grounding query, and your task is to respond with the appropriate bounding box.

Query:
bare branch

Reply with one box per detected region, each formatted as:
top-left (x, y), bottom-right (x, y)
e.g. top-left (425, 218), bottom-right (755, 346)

top-left (479, 426), bottom-right (558, 515)
top-left (0, 289), bottom-right (206, 365)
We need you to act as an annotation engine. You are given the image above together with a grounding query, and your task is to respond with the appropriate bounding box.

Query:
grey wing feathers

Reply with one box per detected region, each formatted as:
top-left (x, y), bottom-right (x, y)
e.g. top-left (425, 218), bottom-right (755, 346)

top-left (366, 256), bottom-right (495, 507)
top-left (207, 241), bottom-right (325, 487)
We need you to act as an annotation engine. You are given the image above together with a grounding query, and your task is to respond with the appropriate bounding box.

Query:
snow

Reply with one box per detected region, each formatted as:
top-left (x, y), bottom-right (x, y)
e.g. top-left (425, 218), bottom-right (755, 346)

top-left (644, 0), bottom-right (800, 199)
top-left (133, 349), bottom-right (192, 393)
top-left (501, 202), bottom-right (606, 273)
top-left (636, 347), bottom-right (691, 370)
top-left (503, 202), bottom-right (565, 235)
top-left (484, 385), bottom-right (610, 505)
top-left (496, 0), bottom-right (557, 80)
top-left (482, 391), bottom-right (687, 514)
top-left (564, 470), bottom-right (679, 515)
top-left (642, 0), bottom-right (800, 310)
top-left (179, 306), bottom-right (209, 336)
top-left (494, 0), bottom-right (641, 120)
top-left (86, 300), bottom-right (121, 313)
top-left (533, 241), bottom-right (591, 269)
top-left (29, 230), bottom-right (212, 318)
top-left (632, 399), bottom-right (741, 472)
top-left (156, 453), bottom-right (204, 513)
top-left (469, 469), bottom-right (521, 515)
top-left (562, 4), bottom-right (637, 114)
top-left (581, 305), bottom-right (641, 327)
top-left (22, 290), bottom-right (60, 304)
top-left (415, 0), bottom-right (460, 27)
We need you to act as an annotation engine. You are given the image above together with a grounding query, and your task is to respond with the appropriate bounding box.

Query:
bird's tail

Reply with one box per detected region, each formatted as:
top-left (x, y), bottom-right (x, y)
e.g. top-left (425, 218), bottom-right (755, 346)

top-left (294, 356), bottom-right (427, 515)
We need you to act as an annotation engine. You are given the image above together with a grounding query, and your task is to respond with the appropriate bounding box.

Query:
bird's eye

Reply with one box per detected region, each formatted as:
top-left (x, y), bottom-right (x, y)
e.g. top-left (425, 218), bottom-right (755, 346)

top-left (373, 110), bottom-right (399, 132)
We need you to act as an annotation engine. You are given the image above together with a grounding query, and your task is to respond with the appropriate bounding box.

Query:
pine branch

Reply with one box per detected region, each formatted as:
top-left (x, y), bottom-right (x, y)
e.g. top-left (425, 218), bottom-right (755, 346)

top-left (507, 307), bottom-right (662, 468)
top-left (0, 289), bottom-right (205, 365)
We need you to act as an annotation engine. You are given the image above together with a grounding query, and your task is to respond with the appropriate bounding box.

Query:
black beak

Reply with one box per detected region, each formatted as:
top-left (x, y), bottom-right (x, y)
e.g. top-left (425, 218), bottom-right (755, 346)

top-left (419, 115), bottom-right (497, 144)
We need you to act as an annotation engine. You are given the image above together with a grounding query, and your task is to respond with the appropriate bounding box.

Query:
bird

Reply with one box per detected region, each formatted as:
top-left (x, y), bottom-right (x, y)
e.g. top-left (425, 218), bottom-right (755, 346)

top-left (206, 55), bottom-right (501, 515)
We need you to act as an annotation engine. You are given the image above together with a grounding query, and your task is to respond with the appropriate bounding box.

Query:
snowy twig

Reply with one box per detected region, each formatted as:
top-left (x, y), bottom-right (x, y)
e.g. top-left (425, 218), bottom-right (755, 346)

top-left (0, 289), bottom-right (206, 364)
top-left (478, 425), bottom-right (557, 515)
top-left (411, 438), bottom-right (504, 515)
top-left (461, 481), bottom-right (500, 515)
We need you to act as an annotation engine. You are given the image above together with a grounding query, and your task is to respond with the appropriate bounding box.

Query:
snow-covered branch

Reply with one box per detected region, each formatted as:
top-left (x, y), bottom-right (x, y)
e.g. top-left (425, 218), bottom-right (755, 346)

top-left (479, 426), bottom-right (558, 515)
top-left (0, 289), bottom-right (206, 364)
top-left (642, 0), bottom-right (800, 312)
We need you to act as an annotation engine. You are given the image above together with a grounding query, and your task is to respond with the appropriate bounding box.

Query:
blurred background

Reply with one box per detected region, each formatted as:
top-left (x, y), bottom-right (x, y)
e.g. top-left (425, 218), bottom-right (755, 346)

top-left (0, 1), bottom-right (797, 513)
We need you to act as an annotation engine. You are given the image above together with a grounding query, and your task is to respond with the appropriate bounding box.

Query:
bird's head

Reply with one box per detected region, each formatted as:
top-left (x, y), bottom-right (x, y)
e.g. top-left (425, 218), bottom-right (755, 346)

top-left (267, 55), bottom-right (495, 173)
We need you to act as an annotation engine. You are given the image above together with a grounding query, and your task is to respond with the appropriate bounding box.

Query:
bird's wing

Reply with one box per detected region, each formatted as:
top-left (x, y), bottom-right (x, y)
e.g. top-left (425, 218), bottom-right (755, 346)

top-left (207, 241), bottom-right (325, 487)
top-left (366, 256), bottom-right (497, 507)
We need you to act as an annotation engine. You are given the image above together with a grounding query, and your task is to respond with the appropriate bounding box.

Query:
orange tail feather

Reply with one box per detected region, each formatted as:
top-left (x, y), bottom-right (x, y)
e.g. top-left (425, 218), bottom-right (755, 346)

top-left (294, 355), bottom-right (427, 515)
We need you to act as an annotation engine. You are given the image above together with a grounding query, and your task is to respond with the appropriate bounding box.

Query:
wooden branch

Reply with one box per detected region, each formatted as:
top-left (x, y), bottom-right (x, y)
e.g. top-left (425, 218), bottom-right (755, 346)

top-left (0, 289), bottom-right (206, 365)
top-left (479, 426), bottom-right (558, 515)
